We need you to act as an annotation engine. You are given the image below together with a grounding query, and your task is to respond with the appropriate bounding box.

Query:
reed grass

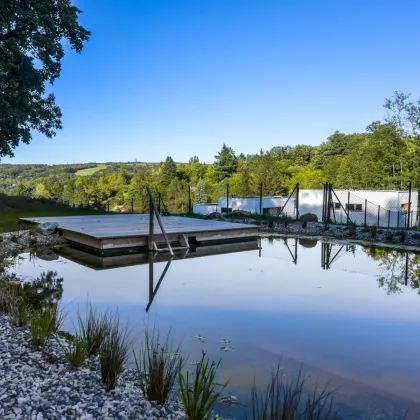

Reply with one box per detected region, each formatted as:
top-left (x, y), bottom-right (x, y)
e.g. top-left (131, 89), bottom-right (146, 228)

top-left (99, 313), bottom-right (131, 391)
top-left (249, 364), bottom-right (340, 420)
top-left (30, 302), bottom-right (66, 346)
top-left (179, 351), bottom-right (229, 420)
top-left (77, 303), bottom-right (110, 356)
top-left (134, 324), bottom-right (183, 406)
top-left (60, 334), bottom-right (89, 368)
top-left (10, 295), bottom-right (31, 327)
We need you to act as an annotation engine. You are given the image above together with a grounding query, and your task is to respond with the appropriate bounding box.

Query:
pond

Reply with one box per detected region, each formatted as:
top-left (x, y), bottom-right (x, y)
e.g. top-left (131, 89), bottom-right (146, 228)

top-left (8, 236), bottom-right (420, 419)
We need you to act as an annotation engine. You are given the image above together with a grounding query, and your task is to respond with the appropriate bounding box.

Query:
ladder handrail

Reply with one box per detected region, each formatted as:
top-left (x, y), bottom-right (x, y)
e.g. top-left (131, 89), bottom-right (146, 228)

top-left (146, 186), bottom-right (174, 256)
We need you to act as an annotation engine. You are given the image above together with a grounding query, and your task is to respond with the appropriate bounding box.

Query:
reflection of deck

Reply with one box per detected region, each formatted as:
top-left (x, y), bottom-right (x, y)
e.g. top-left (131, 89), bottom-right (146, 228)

top-left (20, 214), bottom-right (259, 254)
top-left (56, 240), bottom-right (260, 270)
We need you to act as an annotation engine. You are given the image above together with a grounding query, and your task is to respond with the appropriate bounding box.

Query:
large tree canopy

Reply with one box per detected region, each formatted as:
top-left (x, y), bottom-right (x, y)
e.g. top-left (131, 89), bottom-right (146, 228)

top-left (0, 0), bottom-right (90, 158)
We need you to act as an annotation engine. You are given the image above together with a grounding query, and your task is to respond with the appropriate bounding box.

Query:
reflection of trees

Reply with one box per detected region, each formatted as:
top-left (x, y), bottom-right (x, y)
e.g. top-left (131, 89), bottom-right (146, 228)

top-left (363, 247), bottom-right (420, 295)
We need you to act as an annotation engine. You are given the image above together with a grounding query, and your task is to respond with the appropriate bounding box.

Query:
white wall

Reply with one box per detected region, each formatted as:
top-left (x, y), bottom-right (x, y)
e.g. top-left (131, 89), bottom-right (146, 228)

top-left (193, 203), bottom-right (218, 215)
top-left (298, 189), bottom-right (419, 227)
top-left (218, 196), bottom-right (288, 214)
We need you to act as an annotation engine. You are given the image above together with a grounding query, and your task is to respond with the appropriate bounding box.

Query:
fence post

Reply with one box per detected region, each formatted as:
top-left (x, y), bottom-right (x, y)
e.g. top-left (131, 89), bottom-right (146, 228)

top-left (364, 199), bottom-right (367, 226)
top-left (259, 182), bottom-right (263, 216)
top-left (322, 184), bottom-right (326, 222)
top-left (397, 210), bottom-right (400, 228)
top-left (295, 183), bottom-right (300, 221)
top-left (226, 183), bottom-right (229, 216)
top-left (377, 205), bottom-right (380, 227)
top-left (131, 197), bottom-right (134, 213)
top-left (148, 191), bottom-right (154, 251)
top-left (347, 191), bottom-right (350, 224)
top-left (407, 182), bottom-right (412, 230)
top-left (188, 185), bottom-right (192, 214)
top-left (327, 183), bottom-right (331, 222)
top-left (388, 209), bottom-right (391, 229)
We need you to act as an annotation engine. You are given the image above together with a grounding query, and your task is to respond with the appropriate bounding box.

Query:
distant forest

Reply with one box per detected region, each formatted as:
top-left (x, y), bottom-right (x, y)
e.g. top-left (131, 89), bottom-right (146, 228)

top-left (1, 92), bottom-right (420, 214)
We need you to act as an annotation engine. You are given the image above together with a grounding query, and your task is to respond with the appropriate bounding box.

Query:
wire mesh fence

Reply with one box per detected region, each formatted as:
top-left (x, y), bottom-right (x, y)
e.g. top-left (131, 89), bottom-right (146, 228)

top-left (202, 183), bottom-right (300, 219)
top-left (322, 183), bottom-right (419, 229)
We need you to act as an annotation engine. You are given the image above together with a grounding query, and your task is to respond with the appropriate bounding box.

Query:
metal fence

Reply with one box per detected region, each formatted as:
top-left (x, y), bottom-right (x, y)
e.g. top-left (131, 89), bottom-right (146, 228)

top-left (322, 183), bottom-right (419, 229)
top-left (192, 181), bottom-right (420, 230)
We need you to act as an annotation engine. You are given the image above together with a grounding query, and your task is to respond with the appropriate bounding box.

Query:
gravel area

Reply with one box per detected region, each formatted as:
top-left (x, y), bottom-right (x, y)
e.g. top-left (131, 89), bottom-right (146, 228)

top-left (0, 230), bottom-right (63, 259)
top-left (0, 316), bottom-right (185, 420)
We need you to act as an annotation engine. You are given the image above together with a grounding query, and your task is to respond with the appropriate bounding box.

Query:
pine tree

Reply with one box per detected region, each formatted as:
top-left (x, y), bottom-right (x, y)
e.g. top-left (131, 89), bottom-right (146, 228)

top-left (213, 144), bottom-right (238, 182)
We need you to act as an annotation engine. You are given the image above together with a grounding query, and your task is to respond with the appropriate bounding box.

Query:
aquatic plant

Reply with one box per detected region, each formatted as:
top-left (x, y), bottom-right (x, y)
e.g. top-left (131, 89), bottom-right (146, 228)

top-left (30, 302), bottom-right (65, 346)
top-left (60, 334), bottom-right (89, 368)
top-left (77, 303), bottom-right (110, 356)
top-left (249, 364), bottom-right (340, 420)
top-left (134, 324), bottom-right (183, 406)
top-left (99, 313), bottom-right (131, 391)
top-left (179, 351), bottom-right (229, 420)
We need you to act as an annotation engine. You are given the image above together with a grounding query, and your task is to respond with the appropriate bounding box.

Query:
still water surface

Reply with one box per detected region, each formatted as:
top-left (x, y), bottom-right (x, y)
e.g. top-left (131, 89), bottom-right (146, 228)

top-left (10, 237), bottom-right (420, 419)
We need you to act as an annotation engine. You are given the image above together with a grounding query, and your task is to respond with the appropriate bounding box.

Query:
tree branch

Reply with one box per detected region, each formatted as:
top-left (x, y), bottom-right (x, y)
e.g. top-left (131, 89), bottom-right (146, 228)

top-left (0, 27), bottom-right (27, 42)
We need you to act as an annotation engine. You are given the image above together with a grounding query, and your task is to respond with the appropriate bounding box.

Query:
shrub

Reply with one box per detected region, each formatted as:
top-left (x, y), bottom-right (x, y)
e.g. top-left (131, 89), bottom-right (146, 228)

top-left (249, 364), bottom-right (339, 420)
top-left (99, 314), bottom-right (131, 391)
top-left (385, 231), bottom-right (393, 241)
top-left (60, 334), bottom-right (89, 368)
top-left (77, 304), bottom-right (110, 356)
top-left (30, 303), bottom-right (65, 346)
top-left (179, 351), bottom-right (229, 420)
top-left (134, 325), bottom-right (183, 406)
top-left (370, 226), bottom-right (377, 239)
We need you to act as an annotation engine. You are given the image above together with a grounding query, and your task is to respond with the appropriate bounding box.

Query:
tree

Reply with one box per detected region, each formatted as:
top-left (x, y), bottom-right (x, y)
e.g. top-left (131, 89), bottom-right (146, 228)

top-left (384, 91), bottom-right (420, 137)
top-left (160, 156), bottom-right (177, 186)
top-left (195, 179), bottom-right (207, 204)
top-left (213, 144), bottom-right (237, 182)
top-left (0, 0), bottom-right (90, 158)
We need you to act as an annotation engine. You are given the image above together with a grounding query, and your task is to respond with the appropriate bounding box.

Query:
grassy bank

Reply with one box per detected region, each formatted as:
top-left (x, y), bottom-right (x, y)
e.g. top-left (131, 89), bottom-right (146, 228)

top-left (0, 194), bottom-right (110, 233)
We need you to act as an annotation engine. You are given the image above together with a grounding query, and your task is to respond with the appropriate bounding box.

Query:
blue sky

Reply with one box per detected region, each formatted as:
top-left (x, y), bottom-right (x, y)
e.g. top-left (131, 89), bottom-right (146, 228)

top-left (5, 0), bottom-right (420, 164)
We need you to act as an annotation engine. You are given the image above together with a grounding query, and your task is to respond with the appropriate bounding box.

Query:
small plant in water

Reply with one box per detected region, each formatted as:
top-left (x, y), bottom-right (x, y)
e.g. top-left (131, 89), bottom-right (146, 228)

top-left (134, 324), bottom-right (183, 406)
top-left (99, 313), bottom-right (131, 391)
top-left (179, 351), bottom-right (229, 420)
top-left (30, 302), bottom-right (65, 346)
top-left (249, 363), bottom-right (339, 420)
top-left (60, 334), bottom-right (89, 368)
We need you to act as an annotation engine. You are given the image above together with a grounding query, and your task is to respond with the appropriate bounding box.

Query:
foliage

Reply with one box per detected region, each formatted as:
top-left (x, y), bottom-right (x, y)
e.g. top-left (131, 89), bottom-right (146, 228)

top-left (99, 313), bottom-right (131, 391)
top-left (1, 92), bottom-right (420, 216)
top-left (22, 271), bottom-right (63, 311)
top-left (213, 144), bottom-right (238, 182)
top-left (76, 304), bottom-right (110, 357)
top-left (249, 364), bottom-right (339, 420)
top-left (179, 351), bottom-right (229, 420)
top-left (195, 179), bottom-right (207, 204)
top-left (30, 302), bottom-right (65, 346)
top-left (60, 334), bottom-right (89, 369)
top-left (0, 0), bottom-right (90, 158)
top-left (134, 324), bottom-right (183, 406)
top-left (10, 295), bottom-right (31, 327)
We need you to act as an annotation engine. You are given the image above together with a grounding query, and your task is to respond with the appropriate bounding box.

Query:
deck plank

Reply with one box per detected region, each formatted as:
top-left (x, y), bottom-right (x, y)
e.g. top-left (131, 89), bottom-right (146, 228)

top-left (20, 214), bottom-right (258, 240)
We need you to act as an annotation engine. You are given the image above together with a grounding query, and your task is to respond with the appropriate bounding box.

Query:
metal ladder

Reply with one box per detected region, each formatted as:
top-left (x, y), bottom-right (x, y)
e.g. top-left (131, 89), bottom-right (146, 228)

top-left (146, 186), bottom-right (189, 255)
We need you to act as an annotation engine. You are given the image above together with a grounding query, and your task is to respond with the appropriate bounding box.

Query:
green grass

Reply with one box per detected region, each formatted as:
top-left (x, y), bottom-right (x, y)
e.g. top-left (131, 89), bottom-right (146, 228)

top-left (0, 193), bottom-right (112, 233)
top-left (74, 164), bottom-right (107, 176)
top-left (179, 351), bottom-right (229, 420)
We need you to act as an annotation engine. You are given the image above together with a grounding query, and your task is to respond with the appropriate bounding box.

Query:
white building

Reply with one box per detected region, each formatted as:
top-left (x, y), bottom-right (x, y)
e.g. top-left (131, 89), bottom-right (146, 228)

top-left (194, 189), bottom-right (419, 228)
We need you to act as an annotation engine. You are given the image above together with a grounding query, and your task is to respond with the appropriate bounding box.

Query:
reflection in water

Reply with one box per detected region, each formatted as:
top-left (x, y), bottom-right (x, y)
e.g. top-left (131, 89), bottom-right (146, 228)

top-left (8, 237), bottom-right (420, 419)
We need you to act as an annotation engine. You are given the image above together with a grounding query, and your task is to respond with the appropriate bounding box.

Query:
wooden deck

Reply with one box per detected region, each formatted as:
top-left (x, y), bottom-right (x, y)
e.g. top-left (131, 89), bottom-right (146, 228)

top-left (21, 214), bottom-right (259, 254)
